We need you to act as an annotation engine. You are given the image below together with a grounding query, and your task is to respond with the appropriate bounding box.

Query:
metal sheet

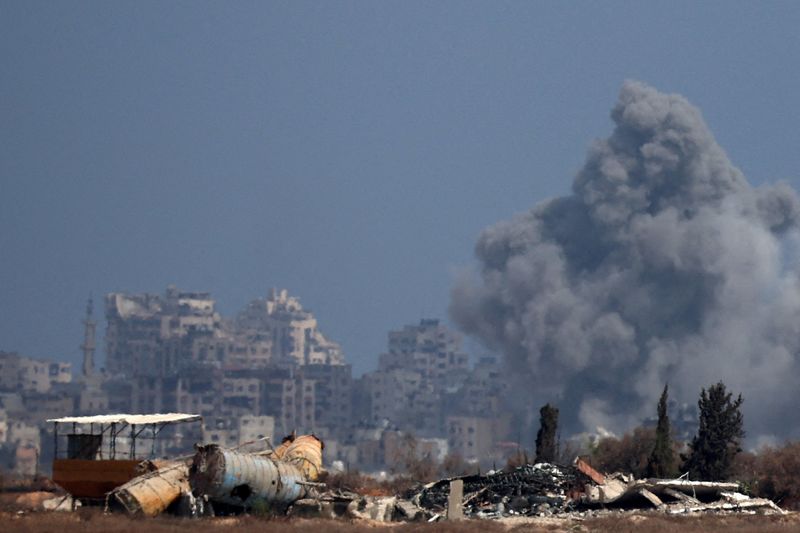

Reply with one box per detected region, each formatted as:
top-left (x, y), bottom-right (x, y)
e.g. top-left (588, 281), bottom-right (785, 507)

top-left (47, 413), bottom-right (201, 425)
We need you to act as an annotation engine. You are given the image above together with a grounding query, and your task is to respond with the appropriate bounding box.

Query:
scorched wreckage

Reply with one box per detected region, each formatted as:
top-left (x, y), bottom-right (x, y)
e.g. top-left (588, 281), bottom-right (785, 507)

top-left (39, 411), bottom-right (784, 523)
top-left (46, 411), bottom-right (326, 516)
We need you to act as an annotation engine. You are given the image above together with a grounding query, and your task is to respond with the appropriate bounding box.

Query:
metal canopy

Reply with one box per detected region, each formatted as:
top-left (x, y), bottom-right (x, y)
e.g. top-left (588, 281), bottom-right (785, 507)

top-left (47, 413), bottom-right (201, 425)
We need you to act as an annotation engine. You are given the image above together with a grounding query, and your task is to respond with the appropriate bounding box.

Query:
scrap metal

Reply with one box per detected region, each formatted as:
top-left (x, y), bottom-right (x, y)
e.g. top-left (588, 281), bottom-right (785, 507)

top-left (47, 413), bottom-right (202, 426)
top-left (189, 434), bottom-right (324, 510)
top-left (407, 459), bottom-right (786, 520)
top-left (414, 463), bottom-right (576, 517)
top-left (108, 461), bottom-right (189, 516)
top-left (264, 434), bottom-right (324, 481)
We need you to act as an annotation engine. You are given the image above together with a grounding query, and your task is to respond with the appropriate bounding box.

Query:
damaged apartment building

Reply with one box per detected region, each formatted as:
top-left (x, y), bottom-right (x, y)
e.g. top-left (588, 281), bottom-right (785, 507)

top-left (353, 319), bottom-right (511, 468)
top-left (0, 351), bottom-right (74, 475)
top-left (102, 286), bottom-right (353, 456)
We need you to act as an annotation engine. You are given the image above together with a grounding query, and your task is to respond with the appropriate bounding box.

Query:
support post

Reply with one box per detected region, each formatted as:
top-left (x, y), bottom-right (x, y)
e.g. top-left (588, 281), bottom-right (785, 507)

top-left (447, 479), bottom-right (464, 521)
top-left (110, 423), bottom-right (116, 459)
top-left (130, 424), bottom-right (136, 459)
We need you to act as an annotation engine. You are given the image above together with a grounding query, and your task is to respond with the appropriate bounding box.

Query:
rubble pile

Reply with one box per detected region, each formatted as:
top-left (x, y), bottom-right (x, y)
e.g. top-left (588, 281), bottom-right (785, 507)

top-left (571, 459), bottom-right (785, 515)
top-left (41, 420), bottom-right (788, 523)
top-left (579, 475), bottom-right (785, 515)
top-left (414, 463), bottom-right (577, 518)
top-left (395, 458), bottom-right (787, 521)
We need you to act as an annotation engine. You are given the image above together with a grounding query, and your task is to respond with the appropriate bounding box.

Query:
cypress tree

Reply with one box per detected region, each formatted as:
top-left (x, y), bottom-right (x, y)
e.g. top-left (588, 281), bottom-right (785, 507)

top-left (535, 403), bottom-right (559, 463)
top-left (682, 382), bottom-right (744, 480)
top-left (646, 384), bottom-right (676, 478)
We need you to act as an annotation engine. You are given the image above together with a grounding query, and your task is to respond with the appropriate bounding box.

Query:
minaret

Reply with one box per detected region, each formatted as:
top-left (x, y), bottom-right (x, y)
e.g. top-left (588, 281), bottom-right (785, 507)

top-left (81, 296), bottom-right (96, 377)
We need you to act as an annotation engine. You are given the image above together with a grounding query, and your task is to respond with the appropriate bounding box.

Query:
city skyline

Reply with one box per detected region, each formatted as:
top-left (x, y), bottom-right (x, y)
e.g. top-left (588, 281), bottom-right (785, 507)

top-left (0, 285), bottom-right (512, 477)
top-left (4, 3), bottom-right (800, 376)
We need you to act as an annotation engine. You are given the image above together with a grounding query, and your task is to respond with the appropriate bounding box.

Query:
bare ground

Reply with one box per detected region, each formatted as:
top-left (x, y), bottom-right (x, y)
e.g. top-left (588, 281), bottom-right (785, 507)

top-left (3, 509), bottom-right (800, 533)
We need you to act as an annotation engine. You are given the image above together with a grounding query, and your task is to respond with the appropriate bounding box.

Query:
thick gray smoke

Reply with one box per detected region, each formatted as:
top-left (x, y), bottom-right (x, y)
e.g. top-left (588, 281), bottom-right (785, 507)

top-left (451, 81), bottom-right (800, 441)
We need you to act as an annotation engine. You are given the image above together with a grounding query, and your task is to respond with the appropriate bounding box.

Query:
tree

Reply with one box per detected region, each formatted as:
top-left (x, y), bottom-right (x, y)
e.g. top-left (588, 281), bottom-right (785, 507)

top-left (440, 452), bottom-right (472, 477)
top-left (506, 448), bottom-right (531, 469)
top-left (682, 381), bottom-right (744, 480)
top-left (736, 442), bottom-right (800, 509)
top-left (646, 384), bottom-right (676, 478)
top-left (591, 426), bottom-right (656, 478)
top-left (389, 433), bottom-right (438, 482)
top-left (535, 403), bottom-right (559, 463)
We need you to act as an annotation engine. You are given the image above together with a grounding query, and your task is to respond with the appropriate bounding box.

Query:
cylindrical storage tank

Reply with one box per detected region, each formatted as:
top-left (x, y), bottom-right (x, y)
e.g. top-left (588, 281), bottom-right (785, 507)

top-left (111, 462), bottom-right (189, 516)
top-left (282, 435), bottom-right (323, 480)
top-left (189, 445), bottom-right (307, 508)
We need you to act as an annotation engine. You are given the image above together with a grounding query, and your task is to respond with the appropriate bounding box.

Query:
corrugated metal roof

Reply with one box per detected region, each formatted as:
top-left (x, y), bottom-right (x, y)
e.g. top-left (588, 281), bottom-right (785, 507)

top-left (47, 413), bottom-right (201, 425)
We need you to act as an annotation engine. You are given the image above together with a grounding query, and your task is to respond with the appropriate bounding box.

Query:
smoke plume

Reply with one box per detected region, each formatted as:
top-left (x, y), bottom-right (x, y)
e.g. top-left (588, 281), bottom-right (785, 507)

top-left (451, 81), bottom-right (800, 439)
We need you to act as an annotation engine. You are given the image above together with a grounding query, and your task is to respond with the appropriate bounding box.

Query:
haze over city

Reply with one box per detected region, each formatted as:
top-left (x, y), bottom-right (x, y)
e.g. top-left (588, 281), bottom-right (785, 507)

top-left (9, 3), bottom-right (800, 530)
top-left (3, 2), bottom-right (800, 441)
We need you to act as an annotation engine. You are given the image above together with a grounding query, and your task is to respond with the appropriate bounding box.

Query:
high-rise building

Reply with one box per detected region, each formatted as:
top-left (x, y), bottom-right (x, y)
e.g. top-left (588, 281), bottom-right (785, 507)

top-left (236, 289), bottom-right (344, 365)
top-left (104, 286), bottom-right (220, 378)
top-left (380, 319), bottom-right (469, 387)
top-left (360, 319), bottom-right (470, 436)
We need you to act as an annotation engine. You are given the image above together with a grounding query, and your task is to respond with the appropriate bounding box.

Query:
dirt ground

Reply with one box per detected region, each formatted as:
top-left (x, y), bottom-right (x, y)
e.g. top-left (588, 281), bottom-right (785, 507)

top-left (2, 509), bottom-right (800, 533)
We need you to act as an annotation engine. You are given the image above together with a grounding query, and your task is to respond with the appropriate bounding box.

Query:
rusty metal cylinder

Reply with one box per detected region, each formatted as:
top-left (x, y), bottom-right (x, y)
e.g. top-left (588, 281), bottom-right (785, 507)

top-left (111, 462), bottom-right (189, 516)
top-left (189, 444), bottom-right (307, 508)
top-left (277, 435), bottom-right (323, 481)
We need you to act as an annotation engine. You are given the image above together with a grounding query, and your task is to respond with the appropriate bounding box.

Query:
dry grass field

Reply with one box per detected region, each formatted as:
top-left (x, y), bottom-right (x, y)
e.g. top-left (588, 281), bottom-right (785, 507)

top-left (2, 482), bottom-right (798, 533)
top-left (2, 509), bottom-right (800, 533)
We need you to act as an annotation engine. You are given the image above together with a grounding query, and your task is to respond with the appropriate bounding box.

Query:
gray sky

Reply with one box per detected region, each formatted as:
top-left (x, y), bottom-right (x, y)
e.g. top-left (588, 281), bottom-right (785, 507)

top-left (2, 1), bottom-right (799, 375)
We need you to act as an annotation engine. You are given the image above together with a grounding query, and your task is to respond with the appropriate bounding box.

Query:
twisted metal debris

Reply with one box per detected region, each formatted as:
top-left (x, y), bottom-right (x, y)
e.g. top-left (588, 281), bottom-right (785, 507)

top-left (414, 463), bottom-right (578, 517)
top-left (188, 434), bottom-right (324, 511)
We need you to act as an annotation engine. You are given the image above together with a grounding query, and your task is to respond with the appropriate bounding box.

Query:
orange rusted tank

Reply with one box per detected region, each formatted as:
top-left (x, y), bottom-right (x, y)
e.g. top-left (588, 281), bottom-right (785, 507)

top-left (110, 461), bottom-right (189, 516)
top-left (280, 435), bottom-right (324, 480)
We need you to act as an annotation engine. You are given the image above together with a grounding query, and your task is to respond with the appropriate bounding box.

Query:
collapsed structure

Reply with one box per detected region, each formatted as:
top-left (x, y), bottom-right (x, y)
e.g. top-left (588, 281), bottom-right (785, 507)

top-left (107, 433), bottom-right (324, 516)
top-left (40, 410), bottom-right (784, 523)
top-left (404, 458), bottom-right (785, 521)
top-left (415, 463), bottom-right (574, 518)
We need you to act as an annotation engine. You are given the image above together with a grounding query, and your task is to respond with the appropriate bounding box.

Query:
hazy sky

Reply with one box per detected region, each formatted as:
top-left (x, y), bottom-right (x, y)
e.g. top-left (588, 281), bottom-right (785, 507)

top-left (2, 1), bottom-right (799, 375)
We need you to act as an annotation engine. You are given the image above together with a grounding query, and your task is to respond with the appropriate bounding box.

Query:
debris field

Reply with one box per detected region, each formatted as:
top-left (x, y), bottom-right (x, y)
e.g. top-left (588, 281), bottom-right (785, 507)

top-left (100, 440), bottom-right (787, 523)
top-left (32, 412), bottom-right (789, 524)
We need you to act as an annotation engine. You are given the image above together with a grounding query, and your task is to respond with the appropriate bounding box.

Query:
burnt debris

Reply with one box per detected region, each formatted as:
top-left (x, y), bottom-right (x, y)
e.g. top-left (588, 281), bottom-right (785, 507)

top-left (414, 463), bottom-right (577, 518)
top-left (392, 458), bottom-right (786, 521)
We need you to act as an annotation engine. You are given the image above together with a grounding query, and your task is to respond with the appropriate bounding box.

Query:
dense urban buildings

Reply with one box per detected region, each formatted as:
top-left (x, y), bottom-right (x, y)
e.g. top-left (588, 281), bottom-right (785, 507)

top-left (0, 286), bottom-right (514, 477)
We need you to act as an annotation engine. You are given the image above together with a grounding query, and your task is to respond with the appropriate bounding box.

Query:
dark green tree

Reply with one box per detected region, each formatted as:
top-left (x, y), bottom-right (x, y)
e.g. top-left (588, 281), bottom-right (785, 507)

top-left (646, 384), bottom-right (676, 478)
top-left (535, 403), bottom-right (559, 463)
top-left (682, 382), bottom-right (744, 480)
